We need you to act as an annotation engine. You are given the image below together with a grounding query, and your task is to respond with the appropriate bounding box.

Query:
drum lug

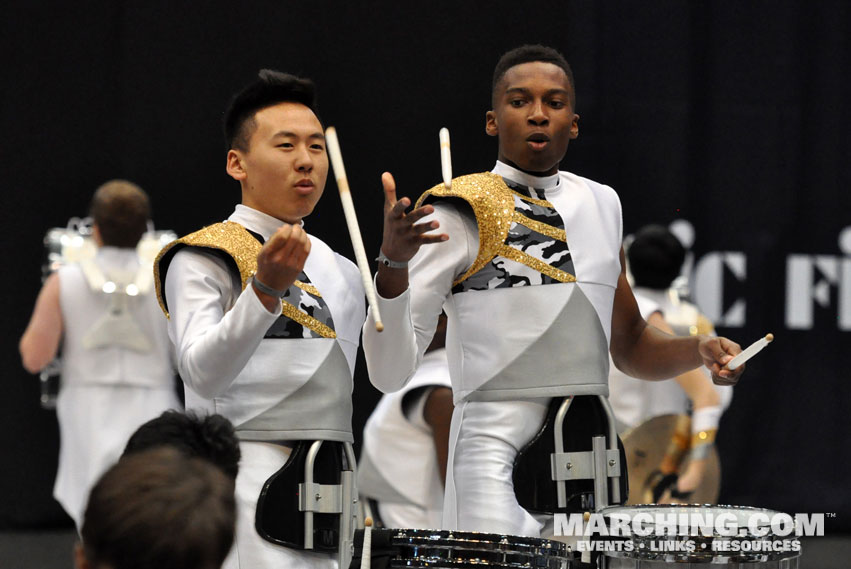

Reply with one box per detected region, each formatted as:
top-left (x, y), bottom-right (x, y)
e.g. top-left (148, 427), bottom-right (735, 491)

top-left (606, 450), bottom-right (621, 477)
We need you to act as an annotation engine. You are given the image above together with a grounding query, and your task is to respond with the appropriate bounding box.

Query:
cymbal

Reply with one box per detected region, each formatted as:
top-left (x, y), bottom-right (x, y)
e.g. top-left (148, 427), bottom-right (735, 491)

top-left (622, 414), bottom-right (720, 505)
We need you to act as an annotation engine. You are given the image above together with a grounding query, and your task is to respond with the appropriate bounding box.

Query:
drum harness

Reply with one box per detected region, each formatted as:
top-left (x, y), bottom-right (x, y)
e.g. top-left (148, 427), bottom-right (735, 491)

top-left (299, 440), bottom-right (362, 569)
top-left (550, 395), bottom-right (623, 567)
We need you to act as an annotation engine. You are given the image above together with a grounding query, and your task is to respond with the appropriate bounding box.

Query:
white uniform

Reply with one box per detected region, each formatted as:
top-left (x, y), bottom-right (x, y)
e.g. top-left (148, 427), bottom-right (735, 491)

top-left (363, 162), bottom-right (623, 536)
top-left (608, 287), bottom-right (732, 430)
top-left (160, 205), bottom-right (364, 569)
top-left (358, 348), bottom-right (451, 529)
top-left (55, 246), bottom-right (179, 528)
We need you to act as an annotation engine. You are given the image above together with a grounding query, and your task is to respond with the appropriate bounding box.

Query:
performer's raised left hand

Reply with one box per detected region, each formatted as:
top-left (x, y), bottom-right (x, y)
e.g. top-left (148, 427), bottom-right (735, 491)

top-left (376, 172), bottom-right (448, 298)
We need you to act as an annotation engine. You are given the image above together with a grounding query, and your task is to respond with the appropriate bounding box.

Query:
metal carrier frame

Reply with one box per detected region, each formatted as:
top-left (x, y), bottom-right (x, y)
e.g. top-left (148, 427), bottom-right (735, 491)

top-left (298, 440), bottom-right (363, 568)
top-left (550, 395), bottom-right (622, 568)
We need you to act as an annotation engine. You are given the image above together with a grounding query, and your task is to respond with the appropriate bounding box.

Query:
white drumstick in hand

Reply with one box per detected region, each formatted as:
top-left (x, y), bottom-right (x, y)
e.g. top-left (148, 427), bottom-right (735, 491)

top-left (439, 127), bottom-right (452, 189)
top-left (325, 127), bottom-right (384, 332)
top-left (726, 333), bottom-right (774, 370)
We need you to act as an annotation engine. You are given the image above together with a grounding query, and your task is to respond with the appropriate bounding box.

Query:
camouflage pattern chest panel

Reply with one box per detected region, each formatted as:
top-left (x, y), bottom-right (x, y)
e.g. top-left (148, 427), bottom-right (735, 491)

top-left (266, 269), bottom-right (335, 339)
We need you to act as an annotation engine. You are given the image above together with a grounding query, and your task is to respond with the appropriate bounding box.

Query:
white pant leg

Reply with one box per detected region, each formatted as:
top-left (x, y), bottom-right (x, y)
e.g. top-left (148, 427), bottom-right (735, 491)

top-left (222, 441), bottom-right (337, 569)
top-left (443, 399), bottom-right (550, 536)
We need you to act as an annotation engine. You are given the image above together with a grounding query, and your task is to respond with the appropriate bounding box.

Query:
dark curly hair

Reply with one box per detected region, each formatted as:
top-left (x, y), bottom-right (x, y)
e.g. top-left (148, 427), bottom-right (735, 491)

top-left (628, 224), bottom-right (686, 290)
top-left (124, 410), bottom-right (241, 480)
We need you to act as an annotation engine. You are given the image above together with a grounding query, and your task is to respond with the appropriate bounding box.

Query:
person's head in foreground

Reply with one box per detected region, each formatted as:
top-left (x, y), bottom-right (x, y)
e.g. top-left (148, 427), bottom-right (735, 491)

top-left (224, 69), bottom-right (328, 224)
top-left (75, 447), bottom-right (236, 569)
top-left (487, 44), bottom-right (579, 176)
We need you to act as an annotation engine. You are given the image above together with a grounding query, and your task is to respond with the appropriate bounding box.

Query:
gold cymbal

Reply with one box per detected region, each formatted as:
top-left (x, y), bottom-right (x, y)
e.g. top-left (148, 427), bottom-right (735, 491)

top-left (622, 414), bottom-right (720, 505)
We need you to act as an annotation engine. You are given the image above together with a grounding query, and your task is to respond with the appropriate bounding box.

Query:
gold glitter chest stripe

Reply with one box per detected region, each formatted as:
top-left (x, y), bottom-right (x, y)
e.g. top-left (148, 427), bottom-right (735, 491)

top-left (508, 187), bottom-right (553, 208)
top-left (280, 301), bottom-right (336, 338)
top-left (496, 244), bottom-right (576, 283)
top-left (294, 281), bottom-right (322, 298)
top-left (510, 211), bottom-right (566, 242)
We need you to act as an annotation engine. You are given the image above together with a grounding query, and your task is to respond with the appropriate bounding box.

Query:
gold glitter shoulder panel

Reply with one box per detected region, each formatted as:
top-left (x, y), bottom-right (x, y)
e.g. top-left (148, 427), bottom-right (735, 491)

top-left (415, 172), bottom-right (515, 286)
top-left (154, 221), bottom-right (262, 317)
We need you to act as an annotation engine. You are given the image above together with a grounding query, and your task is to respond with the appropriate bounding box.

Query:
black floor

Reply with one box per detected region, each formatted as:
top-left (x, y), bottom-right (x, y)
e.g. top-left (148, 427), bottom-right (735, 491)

top-left (0, 530), bottom-right (848, 568)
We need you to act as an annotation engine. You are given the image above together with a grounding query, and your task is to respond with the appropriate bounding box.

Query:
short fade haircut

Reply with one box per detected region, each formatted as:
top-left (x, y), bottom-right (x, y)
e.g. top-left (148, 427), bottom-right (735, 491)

top-left (80, 447), bottom-right (236, 569)
top-left (123, 410), bottom-right (241, 480)
top-left (89, 180), bottom-right (150, 249)
top-left (492, 44), bottom-right (576, 109)
top-left (224, 69), bottom-right (318, 152)
top-left (628, 224), bottom-right (686, 290)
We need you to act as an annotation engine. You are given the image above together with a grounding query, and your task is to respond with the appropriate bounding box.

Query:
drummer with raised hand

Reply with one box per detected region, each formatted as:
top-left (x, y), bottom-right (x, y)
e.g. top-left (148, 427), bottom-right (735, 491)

top-left (363, 44), bottom-right (745, 538)
top-left (154, 69), bottom-right (441, 569)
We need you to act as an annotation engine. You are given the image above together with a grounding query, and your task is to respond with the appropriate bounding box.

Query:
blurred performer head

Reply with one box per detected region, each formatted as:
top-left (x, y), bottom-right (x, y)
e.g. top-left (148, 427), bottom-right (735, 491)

top-left (123, 410), bottom-right (241, 480)
top-left (628, 224), bottom-right (686, 290)
top-left (486, 44), bottom-right (580, 176)
top-left (223, 69), bottom-right (328, 224)
top-left (88, 179), bottom-right (151, 248)
top-left (75, 447), bottom-right (236, 569)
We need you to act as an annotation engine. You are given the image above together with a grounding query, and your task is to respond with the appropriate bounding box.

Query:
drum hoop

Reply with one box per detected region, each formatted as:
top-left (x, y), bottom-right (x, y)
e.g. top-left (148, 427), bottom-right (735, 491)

top-left (388, 528), bottom-right (571, 557)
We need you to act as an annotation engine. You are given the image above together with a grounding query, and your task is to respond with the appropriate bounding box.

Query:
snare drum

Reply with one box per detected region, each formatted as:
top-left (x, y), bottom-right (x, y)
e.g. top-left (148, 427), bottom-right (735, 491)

top-left (598, 504), bottom-right (800, 568)
top-left (351, 528), bottom-right (573, 569)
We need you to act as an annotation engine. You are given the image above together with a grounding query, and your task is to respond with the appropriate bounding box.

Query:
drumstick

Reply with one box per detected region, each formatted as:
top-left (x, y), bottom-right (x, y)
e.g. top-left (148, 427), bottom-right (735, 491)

top-left (439, 127), bottom-right (452, 189)
top-left (325, 127), bottom-right (384, 332)
top-left (725, 333), bottom-right (774, 370)
top-left (360, 516), bottom-right (373, 569)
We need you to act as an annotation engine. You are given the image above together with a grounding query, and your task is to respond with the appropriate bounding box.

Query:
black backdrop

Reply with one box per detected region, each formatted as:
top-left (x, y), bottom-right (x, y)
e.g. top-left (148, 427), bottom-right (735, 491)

top-left (2, 1), bottom-right (849, 530)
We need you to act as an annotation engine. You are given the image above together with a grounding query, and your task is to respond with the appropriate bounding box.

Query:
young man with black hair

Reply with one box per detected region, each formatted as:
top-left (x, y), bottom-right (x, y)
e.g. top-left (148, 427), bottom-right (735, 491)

top-left (155, 70), bottom-right (435, 568)
top-left (364, 45), bottom-right (745, 536)
top-left (19, 180), bottom-right (180, 530)
top-left (75, 447), bottom-right (236, 569)
top-left (123, 410), bottom-right (241, 480)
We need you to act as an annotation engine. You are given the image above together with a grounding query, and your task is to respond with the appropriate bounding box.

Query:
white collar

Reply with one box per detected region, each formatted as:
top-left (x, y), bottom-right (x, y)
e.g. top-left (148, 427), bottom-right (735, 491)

top-left (228, 204), bottom-right (304, 241)
top-left (492, 160), bottom-right (561, 192)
